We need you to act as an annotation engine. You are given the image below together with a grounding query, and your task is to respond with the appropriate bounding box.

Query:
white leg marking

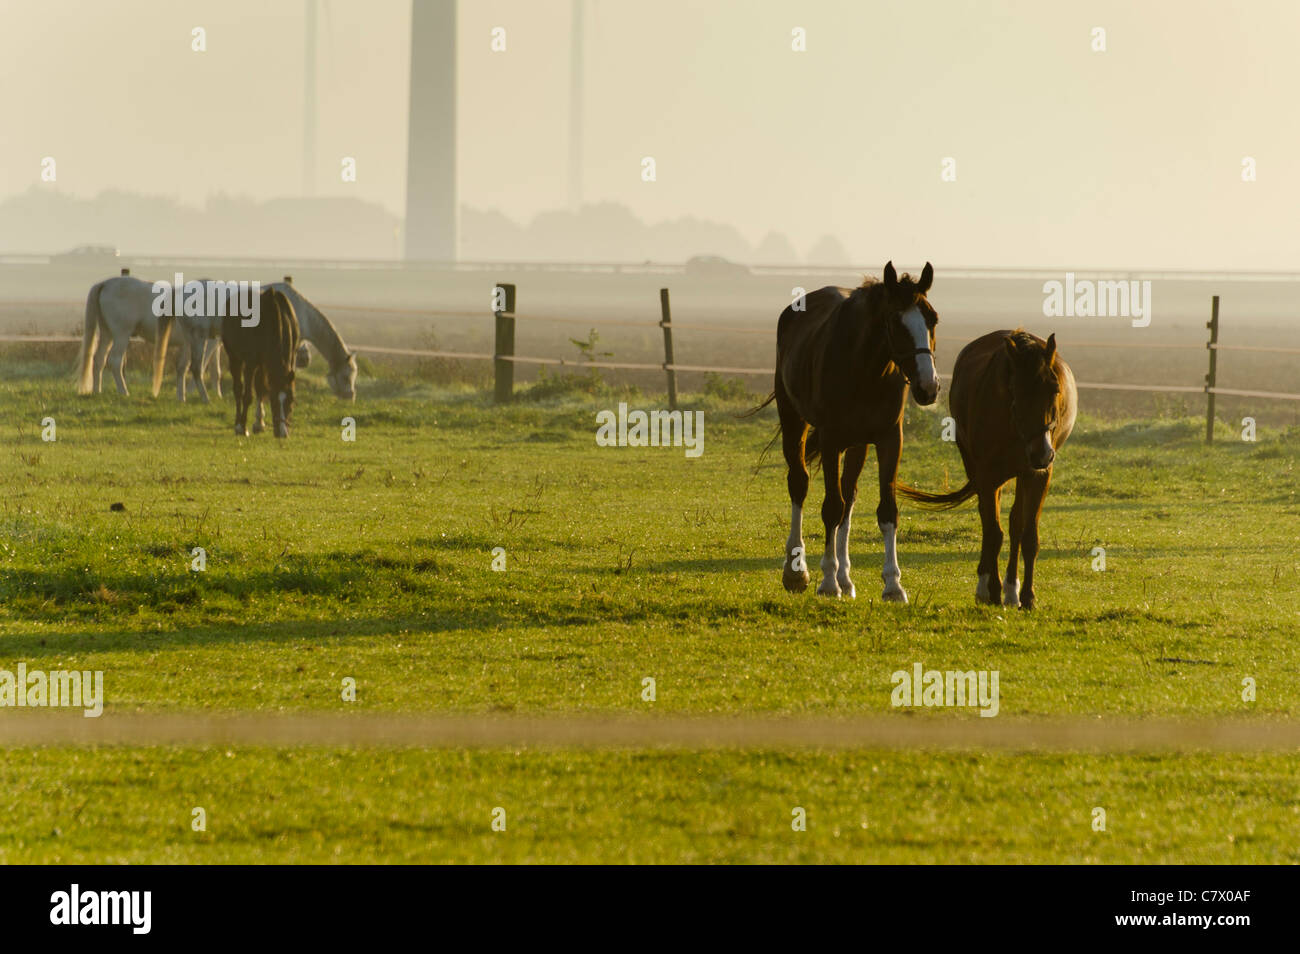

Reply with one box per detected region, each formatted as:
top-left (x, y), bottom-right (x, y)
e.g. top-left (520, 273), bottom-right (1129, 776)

top-left (782, 502), bottom-right (810, 592)
top-left (977, 573), bottom-right (993, 602)
top-left (835, 509), bottom-right (854, 597)
top-left (817, 536), bottom-right (841, 596)
top-left (786, 503), bottom-right (803, 556)
top-left (880, 522), bottom-right (907, 603)
top-left (1002, 574), bottom-right (1020, 607)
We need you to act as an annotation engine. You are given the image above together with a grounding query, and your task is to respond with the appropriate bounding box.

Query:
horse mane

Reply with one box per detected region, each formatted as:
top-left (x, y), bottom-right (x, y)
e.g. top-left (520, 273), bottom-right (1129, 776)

top-left (1007, 327), bottom-right (1059, 381)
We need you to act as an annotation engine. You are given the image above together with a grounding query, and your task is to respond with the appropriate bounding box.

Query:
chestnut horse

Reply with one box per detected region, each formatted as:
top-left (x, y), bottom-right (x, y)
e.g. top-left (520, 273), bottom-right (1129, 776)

top-left (900, 330), bottom-right (1077, 609)
top-left (760, 262), bottom-right (940, 601)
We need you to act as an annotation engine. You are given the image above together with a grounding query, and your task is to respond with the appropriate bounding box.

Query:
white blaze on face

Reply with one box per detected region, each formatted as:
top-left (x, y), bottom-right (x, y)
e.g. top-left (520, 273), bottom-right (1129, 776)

top-left (900, 305), bottom-right (937, 395)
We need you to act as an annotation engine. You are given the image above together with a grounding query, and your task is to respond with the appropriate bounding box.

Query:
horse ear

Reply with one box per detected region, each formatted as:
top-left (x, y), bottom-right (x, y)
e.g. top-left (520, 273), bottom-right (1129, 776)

top-left (1045, 333), bottom-right (1057, 360)
top-left (918, 262), bottom-right (934, 295)
top-left (883, 261), bottom-right (898, 290)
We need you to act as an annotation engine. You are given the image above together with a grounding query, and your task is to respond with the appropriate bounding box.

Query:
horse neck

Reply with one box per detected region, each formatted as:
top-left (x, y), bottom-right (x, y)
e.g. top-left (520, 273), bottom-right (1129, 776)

top-left (298, 299), bottom-right (349, 369)
top-left (839, 294), bottom-right (895, 380)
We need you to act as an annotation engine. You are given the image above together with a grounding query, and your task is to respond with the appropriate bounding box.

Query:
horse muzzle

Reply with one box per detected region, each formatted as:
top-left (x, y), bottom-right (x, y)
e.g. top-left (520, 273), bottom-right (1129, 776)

top-left (911, 379), bottom-right (940, 407)
top-left (1026, 435), bottom-right (1055, 470)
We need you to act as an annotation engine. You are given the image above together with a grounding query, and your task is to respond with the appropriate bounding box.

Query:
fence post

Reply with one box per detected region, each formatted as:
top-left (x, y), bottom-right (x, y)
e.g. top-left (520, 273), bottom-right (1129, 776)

top-left (493, 282), bottom-right (517, 404)
top-left (659, 288), bottom-right (677, 410)
top-left (284, 275), bottom-right (293, 284)
top-left (1205, 295), bottom-right (1219, 444)
top-left (120, 267), bottom-right (129, 277)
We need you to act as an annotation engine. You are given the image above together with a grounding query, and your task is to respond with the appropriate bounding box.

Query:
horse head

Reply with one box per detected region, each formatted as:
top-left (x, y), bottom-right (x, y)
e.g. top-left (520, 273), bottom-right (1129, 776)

top-left (881, 261), bottom-right (940, 406)
top-left (328, 351), bottom-right (358, 401)
top-left (1005, 331), bottom-right (1061, 470)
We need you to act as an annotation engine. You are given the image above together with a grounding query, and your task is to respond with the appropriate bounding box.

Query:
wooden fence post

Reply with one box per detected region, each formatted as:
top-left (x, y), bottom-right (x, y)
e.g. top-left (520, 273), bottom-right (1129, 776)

top-left (1205, 295), bottom-right (1219, 444)
top-left (493, 282), bottom-right (517, 404)
top-left (120, 268), bottom-right (129, 276)
top-left (284, 275), bottom-right (293, 284)
top-left (659, 288), bottom-right (677, 410)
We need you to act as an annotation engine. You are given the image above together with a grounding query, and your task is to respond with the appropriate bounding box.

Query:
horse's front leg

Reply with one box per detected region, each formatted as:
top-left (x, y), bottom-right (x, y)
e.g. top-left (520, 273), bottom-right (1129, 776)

top-left (252, 370), bottom-right (267, 434)
top-left (175, 337), bottom-right (188, 401)
top-left (1018, 469), bottom-right (1051, 610)
top-left (817, 438), bottom-right (846, 597)
top-left (875, 426), bottom-right (907, 603)
top-left (208, 339), bottom-right (223, 399)
top-left (835, 444), bottom-right (868, 598)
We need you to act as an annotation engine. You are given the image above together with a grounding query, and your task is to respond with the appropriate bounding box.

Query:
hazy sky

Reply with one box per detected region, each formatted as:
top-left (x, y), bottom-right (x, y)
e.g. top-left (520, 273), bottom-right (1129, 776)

top-left (3, 0), bottom-right (1299, 268)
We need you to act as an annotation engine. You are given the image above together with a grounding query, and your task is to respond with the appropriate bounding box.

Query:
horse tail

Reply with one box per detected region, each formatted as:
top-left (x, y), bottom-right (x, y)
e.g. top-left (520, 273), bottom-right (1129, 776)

top-left (803, 426), bottom-right (822, 467)
top-left (737, 390), bottom-right (776, 419)
top-left (897, 479), bottom-right (977, 510)
top-left (76, 282), bottom-right (104, 393)
top-left (151, 313), bottom-right (174, 398)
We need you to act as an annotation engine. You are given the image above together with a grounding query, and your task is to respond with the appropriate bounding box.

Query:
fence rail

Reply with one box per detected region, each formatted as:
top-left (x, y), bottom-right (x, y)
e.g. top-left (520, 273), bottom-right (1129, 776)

top-left (3, 284), bottom-right (1298, 440)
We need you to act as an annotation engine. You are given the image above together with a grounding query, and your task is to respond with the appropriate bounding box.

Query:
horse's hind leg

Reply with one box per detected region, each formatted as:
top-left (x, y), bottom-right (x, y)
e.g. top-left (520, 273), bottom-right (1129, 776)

top-left (93, 336), bottom-right (110, 393)
top-left (817, 437), bottom-right (846, 597)
top-left (776, 385), bottom-right (811, 592)
top-left (208, 339), bottom-right (223, 398)
top-left (108, 337), bottom-right (129, 396)
top-left (252, 369), bottom-right (268, 434)
top-left (975, 483), bottom-right (1004, 604)
top-left (835, 443), bottom-right (867, 598)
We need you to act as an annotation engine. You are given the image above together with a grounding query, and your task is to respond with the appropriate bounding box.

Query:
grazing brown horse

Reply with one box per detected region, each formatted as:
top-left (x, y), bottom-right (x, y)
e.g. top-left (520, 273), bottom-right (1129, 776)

top-left (222, 287), bottom-right (300, 439)
top-left (900, 330), bottom-right (1077, 609)
top-left (760, 262), bottom-right (940, 601)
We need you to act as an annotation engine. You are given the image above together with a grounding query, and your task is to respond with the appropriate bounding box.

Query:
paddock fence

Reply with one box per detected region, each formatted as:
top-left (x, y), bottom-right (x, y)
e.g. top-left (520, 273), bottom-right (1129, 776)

top-left (4, 275), bottom-right (1300, 443)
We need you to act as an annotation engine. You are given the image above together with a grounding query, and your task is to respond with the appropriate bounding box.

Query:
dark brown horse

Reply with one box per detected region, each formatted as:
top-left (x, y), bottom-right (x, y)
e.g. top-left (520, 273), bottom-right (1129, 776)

top-left (900, 330), bottom-right (1077, 609)
top-left (222, 287), bottom-right (300, 439)
top-left (760, 262), bottom-right (940, 601)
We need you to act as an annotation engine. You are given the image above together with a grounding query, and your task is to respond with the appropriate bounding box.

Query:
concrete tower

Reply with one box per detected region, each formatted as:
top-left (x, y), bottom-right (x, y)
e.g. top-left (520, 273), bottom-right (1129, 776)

top-left (404, 0), bottom-right (458, 261)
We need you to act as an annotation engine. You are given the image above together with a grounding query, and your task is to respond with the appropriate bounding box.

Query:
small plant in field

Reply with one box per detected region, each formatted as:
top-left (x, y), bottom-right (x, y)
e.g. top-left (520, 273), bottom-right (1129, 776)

top-left (523, 329), bottom-right (615, 401)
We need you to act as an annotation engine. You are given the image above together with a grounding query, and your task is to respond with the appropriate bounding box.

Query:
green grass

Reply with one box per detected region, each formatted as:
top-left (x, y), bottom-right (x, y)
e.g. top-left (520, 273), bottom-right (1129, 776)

top-left (2, 362), bottom-right (1299, 862)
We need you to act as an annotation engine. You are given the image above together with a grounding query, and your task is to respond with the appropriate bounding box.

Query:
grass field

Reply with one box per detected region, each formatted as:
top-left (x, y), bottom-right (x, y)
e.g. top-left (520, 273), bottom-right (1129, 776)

top-left (2, 355), bottom-right (1299, 862)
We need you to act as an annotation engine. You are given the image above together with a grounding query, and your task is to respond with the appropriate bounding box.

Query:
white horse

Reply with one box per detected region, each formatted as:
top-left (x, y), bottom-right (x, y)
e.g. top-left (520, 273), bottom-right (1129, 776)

top-left (76, 276), bottom-right (174, 397)
top-left (173, 282), bottom-right (355, 409)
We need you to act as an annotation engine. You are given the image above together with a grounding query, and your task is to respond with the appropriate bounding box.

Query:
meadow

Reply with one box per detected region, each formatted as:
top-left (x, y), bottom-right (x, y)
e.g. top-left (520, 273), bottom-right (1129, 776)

top-left (1, 349), bottom-right (1298, 863)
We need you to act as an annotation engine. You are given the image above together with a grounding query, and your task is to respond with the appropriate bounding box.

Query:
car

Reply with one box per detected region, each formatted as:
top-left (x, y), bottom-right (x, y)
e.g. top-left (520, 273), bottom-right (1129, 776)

top-left (684, 255), bottom-right (750, 277)
top-left (51, 244), bottom-right (120, 266)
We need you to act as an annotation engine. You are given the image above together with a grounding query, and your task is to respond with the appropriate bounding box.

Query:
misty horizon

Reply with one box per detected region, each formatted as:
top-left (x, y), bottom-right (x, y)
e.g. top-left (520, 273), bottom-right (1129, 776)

top-left (4, 1), bottom-right (1299, 270)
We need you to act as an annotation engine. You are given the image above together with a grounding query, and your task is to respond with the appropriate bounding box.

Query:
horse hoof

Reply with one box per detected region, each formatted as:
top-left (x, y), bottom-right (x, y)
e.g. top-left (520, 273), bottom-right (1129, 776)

top-left (782, 563), bottom-right (809, 593)
top-left (837, 577), bottom-right (856, 599)
top-left (882, 584), bottom-right (908, 604)
top-left (252, 422), bottom-right (265, 434)
top-left (1019, 595), bottom-right (1037, 611)
top-left (815, 580), bottom-right (841, 597)
top-left (234, 426), bottom-right (247, 437)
